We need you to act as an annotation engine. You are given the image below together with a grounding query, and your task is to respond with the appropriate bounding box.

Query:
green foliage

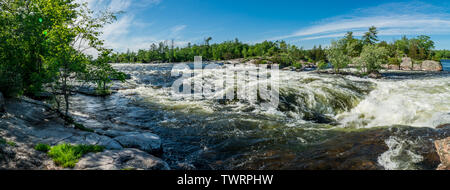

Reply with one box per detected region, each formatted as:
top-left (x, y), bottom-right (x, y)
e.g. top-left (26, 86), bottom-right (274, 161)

top-left (362, 26), bottom-right (379, 45)
top-left (388, 57), bottom-right (402, 67)
top-left (35, 143), bottom-right (51, 152)
top-left (317, 60), bottom-right (328, 70)
top-left (326, 39), bottom-right (351, 73)
top-left (0, 0), bottom-right (123, 116)
top-left (0, 137), bottom-right (16, 147)
top-left (47, 143), bottom-right (104, 168)
top-left (358, 45), bottom-right (389, 73)
top-left (292, 62), bottom-right (303, 69)
top-left (343, 32), bottom-right (363, 57)
top-left (107, 40), bottom-right (325, 64)
top-left (432, 50), bottom-right (450, 61)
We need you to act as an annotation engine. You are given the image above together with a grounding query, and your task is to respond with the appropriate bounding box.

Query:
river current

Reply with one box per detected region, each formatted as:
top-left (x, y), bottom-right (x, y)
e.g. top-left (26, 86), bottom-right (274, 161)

top-left (70, 63), bottom-right (450, 170)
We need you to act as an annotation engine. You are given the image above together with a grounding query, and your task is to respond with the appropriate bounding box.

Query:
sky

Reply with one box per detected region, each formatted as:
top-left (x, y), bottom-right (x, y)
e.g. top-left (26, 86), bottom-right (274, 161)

top-left (80, 0), bottom-right (450, 53)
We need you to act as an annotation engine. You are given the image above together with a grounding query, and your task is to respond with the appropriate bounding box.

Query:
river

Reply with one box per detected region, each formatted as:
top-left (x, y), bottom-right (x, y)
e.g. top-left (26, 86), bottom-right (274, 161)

top-left (70, 63), bottom-right (450, 170)
top-left (442, 59), bottom-right (450, 71)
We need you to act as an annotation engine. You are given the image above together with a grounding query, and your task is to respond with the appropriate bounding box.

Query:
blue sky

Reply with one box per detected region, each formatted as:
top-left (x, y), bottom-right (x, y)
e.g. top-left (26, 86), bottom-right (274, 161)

top-left (82, 0), bottom-right (450, 52)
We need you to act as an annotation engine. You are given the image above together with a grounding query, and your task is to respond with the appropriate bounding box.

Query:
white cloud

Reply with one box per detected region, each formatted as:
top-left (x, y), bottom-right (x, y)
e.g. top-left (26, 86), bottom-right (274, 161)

top-left (171, 25), bottom-right (187, 34)
top-left (270, 1), bottom-right (450, 42)
top-left (75, 0), bottom-right (190, 53)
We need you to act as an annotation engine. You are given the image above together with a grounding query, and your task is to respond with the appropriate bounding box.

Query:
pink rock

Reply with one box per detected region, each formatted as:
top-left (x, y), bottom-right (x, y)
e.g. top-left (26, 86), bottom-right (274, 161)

top-left (435, 137), bottom-right (450, 170)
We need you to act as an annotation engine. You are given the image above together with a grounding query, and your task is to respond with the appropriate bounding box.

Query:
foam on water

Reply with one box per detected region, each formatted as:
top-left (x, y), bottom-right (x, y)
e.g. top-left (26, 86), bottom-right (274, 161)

top-left (105, 63), bottom-right (450, 169)
top-left (337, 76), bottom-right (450, 128)
top-left (377, 136), bottom-right (424, 170)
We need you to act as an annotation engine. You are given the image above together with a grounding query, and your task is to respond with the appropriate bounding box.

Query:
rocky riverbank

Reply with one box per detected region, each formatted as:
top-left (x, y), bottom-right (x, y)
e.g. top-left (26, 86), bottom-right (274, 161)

top-left (0, 95), bottom-right (169, 170)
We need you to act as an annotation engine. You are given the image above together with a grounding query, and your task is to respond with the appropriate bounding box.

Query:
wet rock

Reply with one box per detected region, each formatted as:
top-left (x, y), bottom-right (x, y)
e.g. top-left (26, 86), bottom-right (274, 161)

top-left (368, 71), bottom-right (382, 79)
top-left (0, 92), bottom-right (4, 113)
top-left (1, 98), bottom-right (123, 150)
top-left (437, 124), bottom-right (450, 129)
top-left (401, 57), bottom-right (413, 70)
top-left (421, 60), bottom-right (443, 71)
top-left (151, 85), bottom-right (163, 89)
top-left (75, 148), bottom-right (170, 170)
top-left (435, 137), bottom-right (450, 170)
top-left (76, 86), bottom-right (115, 97)
top-left (32, 91), bottom-right (54, 100)
top-left (225, 126), bottom-right (447, 170)
top-left (114, 132), bottom-right (162, 154)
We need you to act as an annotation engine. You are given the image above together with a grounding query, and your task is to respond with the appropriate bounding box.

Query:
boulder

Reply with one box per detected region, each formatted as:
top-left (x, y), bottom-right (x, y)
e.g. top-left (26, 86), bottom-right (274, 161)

top-left (0, 92), bottom-right (4, 113)
top-left (435, 137), bottom-right (450, 170)
top-left (421, 60), bottom-right (443, 71)
top-left (114, 132), bottom-right (162, 154)
top-left (400, 57), bottom-right (413, 70)
top-left (282, 66), bottom-right (295, 71)
top-left (437, 124), bottom-right (450, 129)
top-left (413, 62), bottom-right (422, 70)
top-left (368, 71), bottom-right (382, 79)
top-left (74, 149), bottom-right (170, 170)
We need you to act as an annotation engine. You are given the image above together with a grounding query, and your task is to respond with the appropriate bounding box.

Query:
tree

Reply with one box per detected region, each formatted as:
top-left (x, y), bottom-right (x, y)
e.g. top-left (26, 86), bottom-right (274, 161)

top-left (88, 50), bottom-right (126, 95)
top-left (358, 45), bottom-right (389, 73)
top-left (344, 32), bottom-right (363, 57)
top-left (0, 0), bottom-right (120, 118)
top-left (362, 26), bottom-right (379, 45)
top-left (408, 42), bottom-right (418, 60)
top-left (41, 0), bottom-right (117, 117)
top-left (326, 40), bottom-right (351, 73)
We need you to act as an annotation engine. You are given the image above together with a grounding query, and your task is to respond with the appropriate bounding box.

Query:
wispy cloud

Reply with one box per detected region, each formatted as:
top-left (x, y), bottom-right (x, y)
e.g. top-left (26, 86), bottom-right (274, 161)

top-left (77, 0), bottom-right (189, 53)
top-left (270, 1), bottom-right (450, 42)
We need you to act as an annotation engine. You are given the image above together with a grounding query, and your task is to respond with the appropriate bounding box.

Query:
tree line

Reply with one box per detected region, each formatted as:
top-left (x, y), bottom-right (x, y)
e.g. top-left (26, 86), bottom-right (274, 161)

top-left (106, 26), bottom-right (446, 72)
top-left (107, 38), bottom-right (327, 67)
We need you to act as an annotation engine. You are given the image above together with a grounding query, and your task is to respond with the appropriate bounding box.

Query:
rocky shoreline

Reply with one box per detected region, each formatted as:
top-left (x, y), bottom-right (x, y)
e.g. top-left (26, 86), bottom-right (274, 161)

top-left (0, 95), bottom-right (169, 170)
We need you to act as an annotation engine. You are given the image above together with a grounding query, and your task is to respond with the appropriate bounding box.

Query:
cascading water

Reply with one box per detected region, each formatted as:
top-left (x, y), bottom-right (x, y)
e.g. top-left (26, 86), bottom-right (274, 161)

top-left (71, 63), bottom-right (450, 170)
top-left (337, 75), bottom-right (450, 128)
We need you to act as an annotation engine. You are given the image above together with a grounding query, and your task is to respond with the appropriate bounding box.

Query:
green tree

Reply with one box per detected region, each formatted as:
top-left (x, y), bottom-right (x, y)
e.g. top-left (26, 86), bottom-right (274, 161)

top-left (358, 45), bottom-right (389, 73)
top-left (326, 40), bottom-right (350, 73)
top-left (362, 26), bottom-right (379, 45)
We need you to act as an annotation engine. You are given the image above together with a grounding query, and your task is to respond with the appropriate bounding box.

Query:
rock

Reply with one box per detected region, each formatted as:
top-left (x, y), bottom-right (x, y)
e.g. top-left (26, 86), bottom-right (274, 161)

top-left (76, 86), bottom-right (115, 97)
top-left (435, 137), bottom-right (450, 170)
top-left (114, 132), bottom-right (162, 154)
top-left (368, 71), bottom-right (382, 79)
top-left (421, 60), bottom-right (443, 71)
top-left (32, 91), bottom-right (54, 100)
top-left (75, 149), bottom-right (170, 170)
top-left (437, 124), bottom-right (450, 129)
top-left (388, 64), bottom-right (401, 70)
top-left (413, 62), bottom-right (422, 71)
top-left (0, 92), bottom-right (5, 113)
top-left (400, 57), bottom-right (413, 70)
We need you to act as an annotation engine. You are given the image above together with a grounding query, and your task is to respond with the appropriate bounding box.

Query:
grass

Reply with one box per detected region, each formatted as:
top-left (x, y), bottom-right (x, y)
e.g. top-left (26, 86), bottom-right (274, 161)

top-left (34, 143), bottom-right (51, 152)
top-left (35, 143), bottom-right (104, 168)
top-left (0, 137), bottom-right (16, 147)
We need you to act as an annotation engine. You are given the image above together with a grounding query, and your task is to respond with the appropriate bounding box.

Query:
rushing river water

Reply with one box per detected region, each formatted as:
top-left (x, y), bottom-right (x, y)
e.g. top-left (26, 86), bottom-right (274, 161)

top-left (71, 63), bottom-right (450, 170)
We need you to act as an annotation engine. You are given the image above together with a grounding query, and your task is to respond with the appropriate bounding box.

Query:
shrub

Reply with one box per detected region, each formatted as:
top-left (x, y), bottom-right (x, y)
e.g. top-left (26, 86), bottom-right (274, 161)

top-left (317, 60), bottom-right (328, 70)
top-left (388, 57), bottom-right (401, 66)
top-left (292, 62), bottom-right (303, 69)
top-left (358, 45), bottom-right (389, 73)
top-left (47, 143), bottom-right (105, 168)
top-left (35, 143), bottom-right (51, 152)
top-left (0, 138), bottom-right (16, 147)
